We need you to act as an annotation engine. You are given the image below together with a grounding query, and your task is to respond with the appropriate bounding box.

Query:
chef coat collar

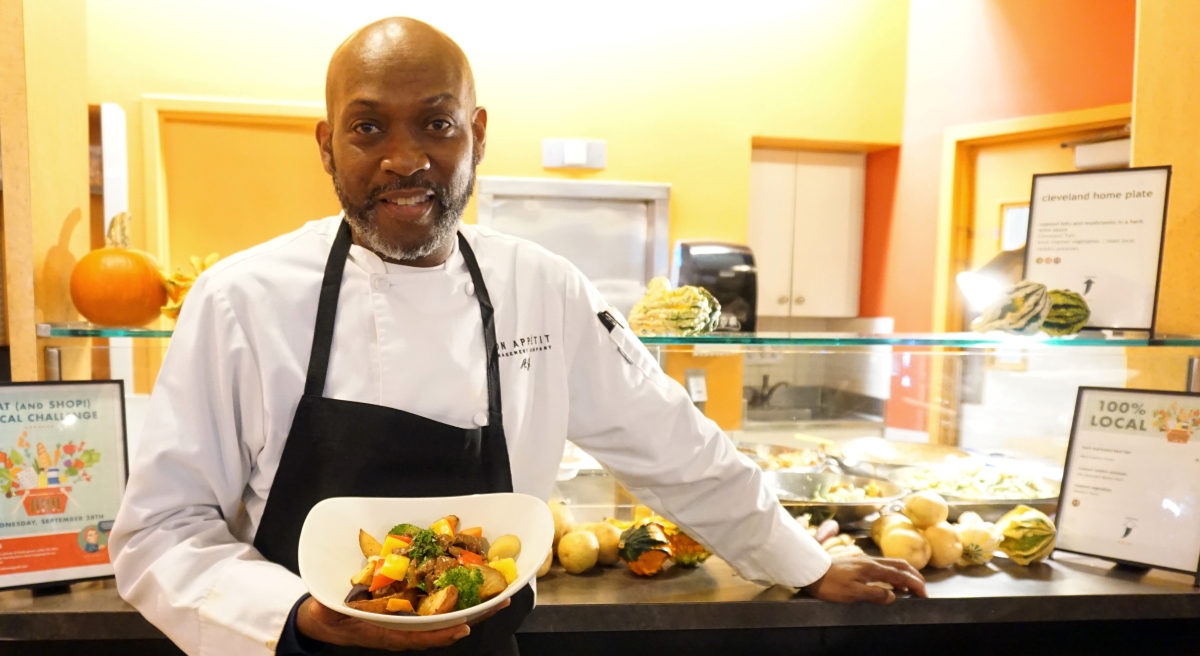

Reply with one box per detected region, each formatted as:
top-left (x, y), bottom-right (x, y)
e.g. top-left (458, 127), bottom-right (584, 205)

top-left (321, 212), bottom-right (464, 275)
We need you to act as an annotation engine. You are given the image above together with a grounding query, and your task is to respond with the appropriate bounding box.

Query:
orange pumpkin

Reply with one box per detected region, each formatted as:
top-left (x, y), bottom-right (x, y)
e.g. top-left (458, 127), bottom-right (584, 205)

top-left (70, 213), bottom-right (166, 327)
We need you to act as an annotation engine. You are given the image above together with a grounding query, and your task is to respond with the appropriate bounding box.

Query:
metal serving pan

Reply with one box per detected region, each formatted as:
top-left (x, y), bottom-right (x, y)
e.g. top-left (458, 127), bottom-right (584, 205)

top-left (887, 465), bottom-right (1061, 522)
top-left (762, 471), bottom-right (908, 524)
top-left (822, 437), bottom-right (974, 479)
top-left (734, 441), bottom-right (826, 474)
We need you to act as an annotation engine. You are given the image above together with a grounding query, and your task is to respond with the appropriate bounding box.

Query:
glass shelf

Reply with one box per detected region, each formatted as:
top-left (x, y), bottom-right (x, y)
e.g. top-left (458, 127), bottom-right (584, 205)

top-left (38, 323), bottom-right (174, 339)
top-left (37, 323), bottom-right (1200, 347)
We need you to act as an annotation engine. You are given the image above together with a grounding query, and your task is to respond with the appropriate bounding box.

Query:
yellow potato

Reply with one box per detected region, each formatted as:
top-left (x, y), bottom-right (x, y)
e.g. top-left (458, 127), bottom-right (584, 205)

top-left (923, 521), bottom-right (964, 569)
top-left (903, 491), bottom-right (949, 530)
top-left (557, 530), bottom-right (599, 574)
top-left (576, 522), bottom-right (622, 566)
top-left (880, 527), bottom-right (932, 570)
top-left (550, 501), bottom-right (575, 549)
top-left (537, 549), bottom-right (553, 578)
top-left (870, 514), bottom-right (914, 547)
top-left (488, 534), bottom-right (522, 562)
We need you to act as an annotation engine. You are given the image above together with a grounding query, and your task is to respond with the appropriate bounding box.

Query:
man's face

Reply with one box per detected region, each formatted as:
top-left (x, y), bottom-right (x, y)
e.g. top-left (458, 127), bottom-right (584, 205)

top-left (85, 528), bottom-right (98, 544)
top-left (318, 42), bottom-right (487, 262)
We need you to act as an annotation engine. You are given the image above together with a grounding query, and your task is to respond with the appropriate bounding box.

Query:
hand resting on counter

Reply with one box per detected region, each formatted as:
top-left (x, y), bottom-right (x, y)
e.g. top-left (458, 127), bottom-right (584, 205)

top-left (803, 556), bottom-right (927, 604)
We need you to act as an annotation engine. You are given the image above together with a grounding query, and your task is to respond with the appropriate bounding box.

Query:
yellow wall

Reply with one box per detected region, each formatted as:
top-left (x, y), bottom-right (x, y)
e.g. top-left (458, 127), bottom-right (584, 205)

top-left (0, 0), bottom-right (90, 380)
top-left (1131, 0), bottom-right (1200, 335)
top-left (86, 0), bottom-right (910, 263)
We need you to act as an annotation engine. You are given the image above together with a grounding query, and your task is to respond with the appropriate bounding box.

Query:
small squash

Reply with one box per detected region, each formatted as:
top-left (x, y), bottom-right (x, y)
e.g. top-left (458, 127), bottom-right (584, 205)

top-left (70, 213), bottom-right (166, 327)
top-left (668, 531), bottom-right (711, 568)
top-left (617, 522), bottom-right (672, 576)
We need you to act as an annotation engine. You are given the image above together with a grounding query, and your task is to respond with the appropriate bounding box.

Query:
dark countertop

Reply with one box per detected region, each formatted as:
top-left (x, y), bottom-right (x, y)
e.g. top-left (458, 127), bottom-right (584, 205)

top-left (1, 552), bottom-right (1197, 641)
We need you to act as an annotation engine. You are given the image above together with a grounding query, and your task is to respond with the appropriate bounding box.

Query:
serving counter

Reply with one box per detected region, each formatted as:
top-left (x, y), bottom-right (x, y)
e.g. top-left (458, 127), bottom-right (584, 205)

top-left (15, 328), bottom-right (1200, 654)
top-left (1, 550), bottom-right (1198, 654)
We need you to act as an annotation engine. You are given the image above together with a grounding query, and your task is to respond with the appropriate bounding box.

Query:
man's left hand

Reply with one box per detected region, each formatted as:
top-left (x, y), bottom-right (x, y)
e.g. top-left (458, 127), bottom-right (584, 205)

top-left (802, 556), bottom-right (927, 604)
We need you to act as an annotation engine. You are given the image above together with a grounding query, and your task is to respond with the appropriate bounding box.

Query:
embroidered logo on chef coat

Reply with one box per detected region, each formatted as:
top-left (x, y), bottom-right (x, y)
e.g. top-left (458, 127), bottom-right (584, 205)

top-left (498, 334), bottom-right (554, 361)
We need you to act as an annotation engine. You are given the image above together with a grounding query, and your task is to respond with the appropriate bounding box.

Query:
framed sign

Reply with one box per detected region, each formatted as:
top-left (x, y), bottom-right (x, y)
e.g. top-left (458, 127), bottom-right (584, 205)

top-left (1056, 387), bottom-right (1200, 582)
top-left (1023, 166), bottom-right (1171, 332)
top-left (0, 381), bottom-right (127, 590)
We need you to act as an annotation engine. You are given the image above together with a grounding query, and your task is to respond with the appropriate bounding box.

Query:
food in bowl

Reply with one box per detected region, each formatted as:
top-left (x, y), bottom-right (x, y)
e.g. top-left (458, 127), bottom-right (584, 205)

top-left (345, 515), bottom-right (520, 617)
top-left (890, 464), bottom-right (1058, 501)
top-left (812, 480), bottom-right (883, 503)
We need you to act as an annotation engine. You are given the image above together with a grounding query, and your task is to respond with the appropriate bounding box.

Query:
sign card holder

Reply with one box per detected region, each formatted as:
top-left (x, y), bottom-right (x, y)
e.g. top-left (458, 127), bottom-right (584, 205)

top-left (1055, 387), bottom-right (1200, 586)
top-left (1023, 166), bottom-right (1171, 333)
top-left (0, 380), bottom-right (128, 590)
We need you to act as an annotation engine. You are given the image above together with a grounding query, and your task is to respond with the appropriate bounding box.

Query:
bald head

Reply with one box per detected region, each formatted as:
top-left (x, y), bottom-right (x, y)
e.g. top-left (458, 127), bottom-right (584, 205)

top-left (326, 17), bottom-right (475, 123)
top-left (316, 18), bottom-right (487, 266)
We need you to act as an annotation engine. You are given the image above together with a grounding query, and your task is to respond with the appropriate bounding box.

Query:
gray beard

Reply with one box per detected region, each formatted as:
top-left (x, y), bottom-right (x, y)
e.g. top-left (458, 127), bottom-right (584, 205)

top-left (344, 210), bottom-right (458, 262)
top-left (329, 157), bottom-right (474, 262)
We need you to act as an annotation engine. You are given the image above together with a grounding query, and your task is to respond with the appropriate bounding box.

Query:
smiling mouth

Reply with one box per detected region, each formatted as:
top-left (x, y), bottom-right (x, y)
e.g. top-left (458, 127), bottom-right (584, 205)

top-left (379, 191), bottom-right (434, 207)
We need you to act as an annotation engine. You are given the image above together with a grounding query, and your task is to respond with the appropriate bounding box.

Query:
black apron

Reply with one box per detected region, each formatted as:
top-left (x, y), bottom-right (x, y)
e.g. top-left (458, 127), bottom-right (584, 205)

top-left (254, 220), bottom-right (534, 655)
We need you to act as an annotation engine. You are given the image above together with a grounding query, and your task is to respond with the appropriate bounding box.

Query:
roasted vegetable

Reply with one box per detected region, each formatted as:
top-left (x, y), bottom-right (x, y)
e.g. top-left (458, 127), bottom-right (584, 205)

top-left (488, 534), bottom-right (522, 562)
top-left (389, 523), bottom-right (423, 538)
top-left (418, 586), bottom-right (459, 616)
top-left (618, 522), bottom-right (673, 576)
top-left (489, 558), bottom-right (518, 585)
top-left (359, 530), bottom-right (384, 558)
top-left (431, 516), bottom-right (459, 537)
top-left (434, 566), bottom-right (484, 610)
top-left (344, 584), bottom-right (371, 604)
top-left (477, 564), bottom-right (508, 601)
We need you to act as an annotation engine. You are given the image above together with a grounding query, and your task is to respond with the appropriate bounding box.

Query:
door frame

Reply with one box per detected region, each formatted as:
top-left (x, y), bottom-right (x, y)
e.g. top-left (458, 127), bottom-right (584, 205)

top-left (140, 94), bottom-right (325, 271)
top-left (925, 103), bottom-right (1131, 445)
top-left (931, 103), bottom-right (1132, 333)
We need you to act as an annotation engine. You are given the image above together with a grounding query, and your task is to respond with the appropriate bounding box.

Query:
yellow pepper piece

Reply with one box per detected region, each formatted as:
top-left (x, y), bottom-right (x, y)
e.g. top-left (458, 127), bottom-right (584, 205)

top-left (490, 557), bottom-right (518, 585)
top-left (380, 535), bottom-right (408, 556)
top-left (378, 554), bottom-right (410, 581)
top-left (385, 598), bottom-right (414, 613)
top-left (430, 518), bottom-right (455, 536)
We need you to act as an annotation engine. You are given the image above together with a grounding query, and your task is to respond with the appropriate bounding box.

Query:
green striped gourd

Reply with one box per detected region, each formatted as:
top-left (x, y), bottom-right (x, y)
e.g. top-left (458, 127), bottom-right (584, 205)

top-left (628, 277), bottom-right (721, 336)
top-left (973, 281), bottom-right (1049, 335)
top-left (995, 505), bottom-right (1057, 566)
top-left (1041, 289), bottom-right (1090, 336)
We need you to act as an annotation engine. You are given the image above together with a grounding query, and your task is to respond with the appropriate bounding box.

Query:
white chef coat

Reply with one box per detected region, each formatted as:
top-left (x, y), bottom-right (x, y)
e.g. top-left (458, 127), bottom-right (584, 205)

top-left (110, 215), bottom-right (831, 656)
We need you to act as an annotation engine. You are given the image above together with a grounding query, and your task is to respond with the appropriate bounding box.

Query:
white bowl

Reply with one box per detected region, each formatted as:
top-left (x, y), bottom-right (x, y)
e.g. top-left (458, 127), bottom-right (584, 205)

top-left (298, 493), bottom-right (553, 631)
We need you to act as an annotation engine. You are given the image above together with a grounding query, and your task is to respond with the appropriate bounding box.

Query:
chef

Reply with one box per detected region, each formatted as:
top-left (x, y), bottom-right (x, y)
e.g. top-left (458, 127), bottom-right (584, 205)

top-left (110, 16), bottom-right (925, 656)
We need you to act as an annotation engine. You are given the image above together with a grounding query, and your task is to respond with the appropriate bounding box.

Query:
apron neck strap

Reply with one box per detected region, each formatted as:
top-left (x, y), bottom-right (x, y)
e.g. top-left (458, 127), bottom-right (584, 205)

top-left (457, 232), bottom-right (504, 429)
top-left (304, 220), bottom-right (354, 397)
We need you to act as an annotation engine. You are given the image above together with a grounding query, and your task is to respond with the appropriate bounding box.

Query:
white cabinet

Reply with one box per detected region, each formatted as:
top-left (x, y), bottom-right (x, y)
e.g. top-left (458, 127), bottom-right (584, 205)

top-left (748, 149), bottom-right (864, 318)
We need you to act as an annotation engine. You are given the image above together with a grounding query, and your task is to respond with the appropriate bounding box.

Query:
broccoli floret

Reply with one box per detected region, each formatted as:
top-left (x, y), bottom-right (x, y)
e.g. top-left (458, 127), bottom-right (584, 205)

top-left (434, 566), bottom-right (484, 610)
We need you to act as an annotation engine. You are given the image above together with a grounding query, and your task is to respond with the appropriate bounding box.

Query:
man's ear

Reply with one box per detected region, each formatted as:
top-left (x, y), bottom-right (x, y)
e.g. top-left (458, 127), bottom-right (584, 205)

top-left (316, 120), bottom-right (335, 175)
top-left (471, 107), bottom-right (488, 165)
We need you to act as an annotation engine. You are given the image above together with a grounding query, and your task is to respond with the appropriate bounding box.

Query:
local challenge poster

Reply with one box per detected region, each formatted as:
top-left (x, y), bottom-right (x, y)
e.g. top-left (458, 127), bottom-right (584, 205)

top-left (0, 382), bottom-right (126, 588)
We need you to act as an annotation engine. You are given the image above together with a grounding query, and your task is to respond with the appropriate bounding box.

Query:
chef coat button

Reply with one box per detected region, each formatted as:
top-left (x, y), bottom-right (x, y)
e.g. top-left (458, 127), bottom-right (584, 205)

top-left (465, 282), bottom-right (475, 297)
top-left (472, 412), bottom-right (488, 427)
top-left (373, 277), bottom-right (390, 292)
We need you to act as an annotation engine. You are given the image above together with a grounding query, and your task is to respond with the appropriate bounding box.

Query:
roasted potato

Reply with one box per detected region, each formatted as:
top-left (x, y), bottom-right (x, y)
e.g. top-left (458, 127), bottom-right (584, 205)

top-left (418, 586), bottom-right (459, 616)
top-left (488, 534), bottom-right (521, 562)
top-left (350, 561), bottom-right (375, 587)
top-left (359, 529), bottom-right (383, 558)
top-left (347, 596), bottom-right (393, 614)
top-left (478, 565), bottom-right (508, 601)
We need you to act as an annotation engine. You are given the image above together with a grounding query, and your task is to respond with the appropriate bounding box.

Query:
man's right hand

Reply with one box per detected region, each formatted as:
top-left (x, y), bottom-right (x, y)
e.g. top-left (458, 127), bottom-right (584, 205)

top-left (297, 596), bottom-right (510, 651)
top-left (802, 556), bottom-right (927, 604)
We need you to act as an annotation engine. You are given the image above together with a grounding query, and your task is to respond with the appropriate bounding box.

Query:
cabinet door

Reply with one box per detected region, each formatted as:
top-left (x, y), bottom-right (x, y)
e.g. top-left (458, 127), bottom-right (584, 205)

top-left (748, 149), bottom-right (798, 317)
top-left (790, 151), bottom-right (865, 317)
